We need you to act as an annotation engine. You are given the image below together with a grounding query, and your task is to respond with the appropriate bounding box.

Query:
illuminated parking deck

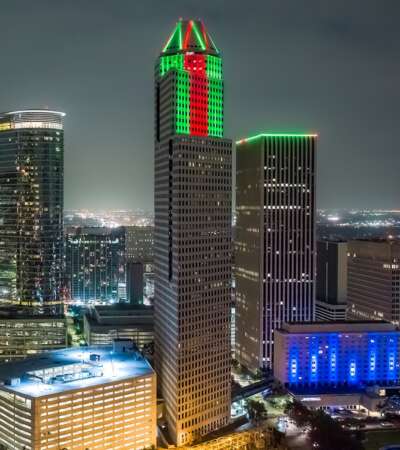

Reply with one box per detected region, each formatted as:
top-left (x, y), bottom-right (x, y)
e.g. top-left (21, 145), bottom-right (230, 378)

top-left (0, 346), bottom-right (157, 450)
top-left (0, 347), bottom-right (153, 397)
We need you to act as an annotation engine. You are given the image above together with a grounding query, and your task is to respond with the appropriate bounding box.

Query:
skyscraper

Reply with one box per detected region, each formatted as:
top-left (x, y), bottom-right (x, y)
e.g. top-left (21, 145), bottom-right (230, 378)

top-left (154, 19), bottom-right (232, 445)
top-left (315, 240), bottom-right (347, 321)
top-left (235, 133), bottom-right (316, 372)
top-left (347, 239), bottom-right (400, 326)
top-left (65, 227), bottom-right (126, 303)
top-left (124, 225), bottom-right (153, 263)
top-left (0, 110), bottom-right (64, 313)
top-left (126, 260), bottom-right (144, 304)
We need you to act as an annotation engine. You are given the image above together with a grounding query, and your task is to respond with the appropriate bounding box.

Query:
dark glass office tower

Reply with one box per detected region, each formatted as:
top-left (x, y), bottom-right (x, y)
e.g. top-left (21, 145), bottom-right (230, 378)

top-left (316, 240), bottom-right (347, 321)
top-left (65, 226), bottom-right (126, 303)
top-left (0, 110), bottom-right (64, 313)
top-left (235, 133), bottom-right (316, 372)
top-left (154, 20), bottom-right (232, 445)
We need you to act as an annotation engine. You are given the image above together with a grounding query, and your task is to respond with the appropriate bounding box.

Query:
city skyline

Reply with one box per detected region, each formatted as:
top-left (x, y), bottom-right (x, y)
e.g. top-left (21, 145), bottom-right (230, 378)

top-left (0, 5), bottom-right (399, 449)
top-left (0, 0), bottom-right (399, 211)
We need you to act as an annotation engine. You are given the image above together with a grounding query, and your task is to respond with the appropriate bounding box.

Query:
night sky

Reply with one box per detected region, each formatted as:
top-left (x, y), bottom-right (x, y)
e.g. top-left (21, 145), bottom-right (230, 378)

top-left (0, 0), bottom-right (399, 210)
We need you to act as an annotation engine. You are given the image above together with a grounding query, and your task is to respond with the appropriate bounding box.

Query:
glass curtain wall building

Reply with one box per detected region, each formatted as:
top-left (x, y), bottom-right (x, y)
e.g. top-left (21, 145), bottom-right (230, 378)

top-left (0, 110), bottom-right (64, 314)
top-left (65, 227), bottom-right (126, 303)
top-left (154, 19), bottom-right (232, 445)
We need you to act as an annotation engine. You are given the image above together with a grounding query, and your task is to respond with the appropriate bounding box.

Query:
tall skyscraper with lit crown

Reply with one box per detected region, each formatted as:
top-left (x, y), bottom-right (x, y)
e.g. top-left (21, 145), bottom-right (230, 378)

top-left (154, 19), bottom-right (232, 445)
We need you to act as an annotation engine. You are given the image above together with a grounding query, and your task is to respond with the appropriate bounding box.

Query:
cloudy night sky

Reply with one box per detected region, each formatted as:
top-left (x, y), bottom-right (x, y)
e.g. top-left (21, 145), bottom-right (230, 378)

top-left (0, 0), bottom-right (399, 210)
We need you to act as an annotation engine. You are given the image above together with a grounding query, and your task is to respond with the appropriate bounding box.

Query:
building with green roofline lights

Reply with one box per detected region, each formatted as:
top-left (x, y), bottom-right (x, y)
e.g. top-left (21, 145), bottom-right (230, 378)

top-left (235, 132), bottom-right (317, 372)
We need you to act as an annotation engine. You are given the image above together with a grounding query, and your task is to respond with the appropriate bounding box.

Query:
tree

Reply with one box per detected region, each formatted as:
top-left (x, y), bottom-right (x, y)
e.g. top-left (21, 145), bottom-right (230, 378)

top-left (271, 428), bottom-right (285, 446)
top-left (284, 401), bottom-right (365, 450)
top-left (285, 399), bottom-right (312, 428)
top-left (309, 410), bottom-right (364, 450)
top-left (246, 399), bottom-right (268, 422)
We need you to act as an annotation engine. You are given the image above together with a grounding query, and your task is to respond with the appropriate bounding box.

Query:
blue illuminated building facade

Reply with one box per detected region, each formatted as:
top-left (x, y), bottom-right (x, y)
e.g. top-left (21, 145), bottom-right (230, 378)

top-left (274, 322), bottom-right (400, 388)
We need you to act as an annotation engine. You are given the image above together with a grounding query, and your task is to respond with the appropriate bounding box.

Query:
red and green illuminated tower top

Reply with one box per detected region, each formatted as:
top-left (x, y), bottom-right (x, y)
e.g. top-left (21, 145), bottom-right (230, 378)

top-left (158, 19), bottom-right (224, 138)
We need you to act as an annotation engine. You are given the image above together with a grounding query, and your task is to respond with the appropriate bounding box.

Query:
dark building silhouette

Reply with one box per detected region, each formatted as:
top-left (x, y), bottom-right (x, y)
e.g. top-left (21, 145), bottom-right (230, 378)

top-left (126, 261), bottom-right (144, 305)
top-left (316, 240), bottom-right (347, 321)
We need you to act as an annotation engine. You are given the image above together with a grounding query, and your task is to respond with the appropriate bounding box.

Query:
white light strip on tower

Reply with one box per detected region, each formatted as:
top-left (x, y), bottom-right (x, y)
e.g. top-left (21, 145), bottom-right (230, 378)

top-left (13, 122), bottom-right (63, 130)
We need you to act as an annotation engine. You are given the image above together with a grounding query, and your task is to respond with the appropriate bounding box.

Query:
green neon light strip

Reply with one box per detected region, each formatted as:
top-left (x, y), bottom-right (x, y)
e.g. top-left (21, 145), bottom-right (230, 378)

top-left (163, 23), bottom-right (179, 52)
top-left (176, 72), bottom-right (190, 134)
top-left (206, 55), bottom-right (223, 136)
top-left (178, 21), bottom-right (183, 50)
top-left (191, 21), bottom-right (206, 50)
top-left (208, 79), bottom-right (223, 137)
top-left (236, 133), bottom-right (318, 144)
top-left (159, 46), bottom-right (224, 137)
top-left (159, 54), bottom-right (184, 76)
top-left (207, 33), bottom-right (219, 53)
top-left (206, 55), bottom-right (222, 80)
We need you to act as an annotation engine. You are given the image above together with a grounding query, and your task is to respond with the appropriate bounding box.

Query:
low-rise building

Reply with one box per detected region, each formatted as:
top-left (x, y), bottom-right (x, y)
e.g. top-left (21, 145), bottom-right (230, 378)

top-left (0, 345), bottom-right (157, 450)
top-left (274, 321), bottom-right (400, 413)
top-left (84, 304), bottom-right (154, 349)
top-left (274, 321), bottom-right (400, 389)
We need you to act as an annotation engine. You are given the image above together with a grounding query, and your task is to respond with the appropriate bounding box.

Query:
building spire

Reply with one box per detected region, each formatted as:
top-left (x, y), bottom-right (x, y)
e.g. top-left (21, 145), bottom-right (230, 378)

top-left (162, 19), bottom-right (219, 54)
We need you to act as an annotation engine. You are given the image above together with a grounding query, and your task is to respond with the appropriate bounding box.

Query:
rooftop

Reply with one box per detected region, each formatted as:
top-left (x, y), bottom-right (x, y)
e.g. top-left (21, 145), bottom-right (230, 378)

top-left (348, 239), bottom-right (400, 260)
top-left (0, 109), bottom-right (65, 130)
top-left (1, 109), bottom-right (65, 117)
top-left (236, 132), bottom-right (318, 145)
top-left (86, 304), bottom-right (154, 326)
top-left (94, 303), bottom-right (153, 315)
top-left (0, 346), bottom-right (153, 398)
